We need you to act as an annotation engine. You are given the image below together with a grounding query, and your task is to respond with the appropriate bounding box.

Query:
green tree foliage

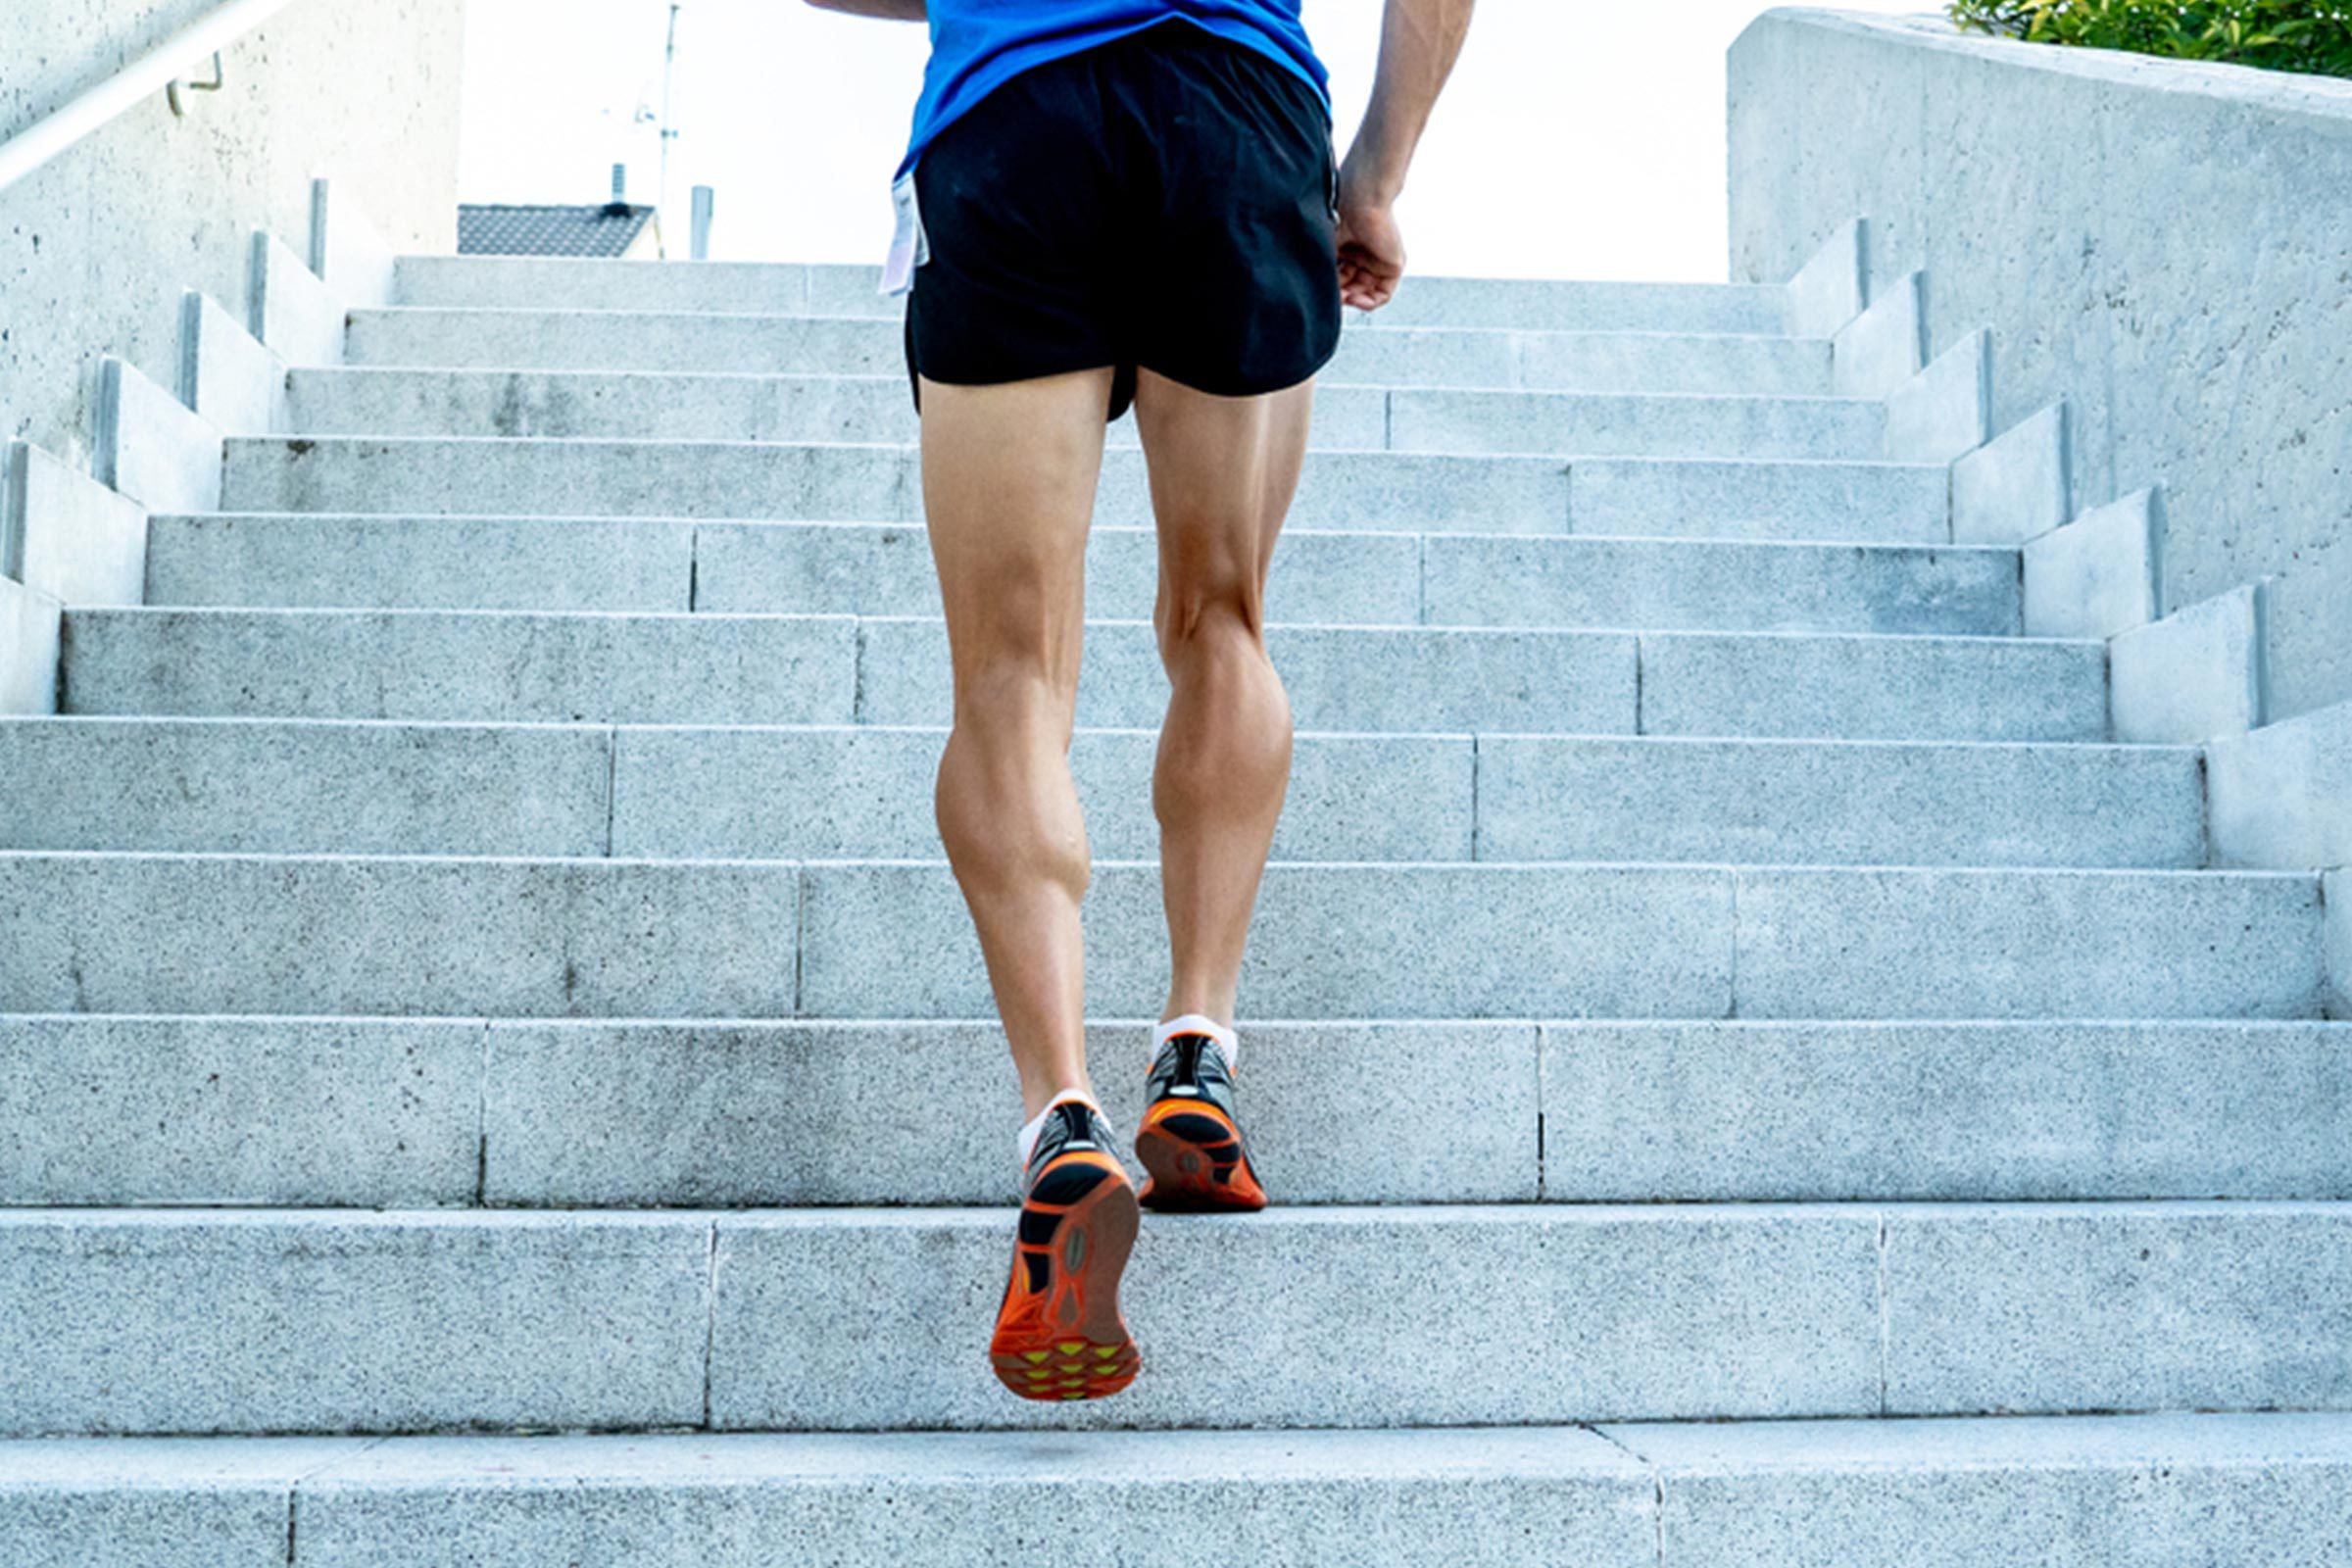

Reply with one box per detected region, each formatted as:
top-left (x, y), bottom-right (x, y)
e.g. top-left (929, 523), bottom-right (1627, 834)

top-left (1948, 1), bottom-right (2352, 76)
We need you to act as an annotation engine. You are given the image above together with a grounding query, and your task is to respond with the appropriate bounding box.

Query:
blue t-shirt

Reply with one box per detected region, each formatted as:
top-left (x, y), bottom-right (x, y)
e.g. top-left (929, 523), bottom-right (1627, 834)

top-left (898, 1), bottom-right (1328, 177)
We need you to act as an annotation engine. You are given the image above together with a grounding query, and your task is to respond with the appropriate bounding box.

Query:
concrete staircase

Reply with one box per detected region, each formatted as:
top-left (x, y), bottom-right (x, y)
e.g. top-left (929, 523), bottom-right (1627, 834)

top-left (5, 255), bottom-right (2350, 1565)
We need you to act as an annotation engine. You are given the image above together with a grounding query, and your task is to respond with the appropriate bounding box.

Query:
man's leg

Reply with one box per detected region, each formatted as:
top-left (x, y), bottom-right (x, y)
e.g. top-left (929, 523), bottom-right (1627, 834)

top-left (1133, 368), bottom-right (1317, 1024)
top-left (924, 367), bottom-right (1145, 1404)
top-left (920, 368), bottom-right (1115, 1121)
top-left (1122, 368), bottom-right (1312, 1213)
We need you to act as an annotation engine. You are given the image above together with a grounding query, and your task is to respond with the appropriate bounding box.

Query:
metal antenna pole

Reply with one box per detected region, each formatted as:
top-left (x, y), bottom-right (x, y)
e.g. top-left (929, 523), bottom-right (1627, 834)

top-left (657, 3), bottom-right (683, 248)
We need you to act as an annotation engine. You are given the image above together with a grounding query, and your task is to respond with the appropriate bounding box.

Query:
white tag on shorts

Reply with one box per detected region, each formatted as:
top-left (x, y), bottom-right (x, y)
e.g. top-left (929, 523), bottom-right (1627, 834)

top-left (879, 172), bottom-right (929, 297)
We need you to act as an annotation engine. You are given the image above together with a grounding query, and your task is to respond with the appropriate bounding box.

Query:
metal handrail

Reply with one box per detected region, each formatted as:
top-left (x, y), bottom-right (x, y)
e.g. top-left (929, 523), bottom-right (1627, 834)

top-left (0, 0), bottom-right (305, 195)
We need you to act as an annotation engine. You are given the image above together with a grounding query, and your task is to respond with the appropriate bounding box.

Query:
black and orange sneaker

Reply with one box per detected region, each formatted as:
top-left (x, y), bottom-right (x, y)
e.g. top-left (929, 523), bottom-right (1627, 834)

top-left (988, 1098), bottom-right (1141, 1402)
top-left (1134, 1030), bottom-right (1268, 1212)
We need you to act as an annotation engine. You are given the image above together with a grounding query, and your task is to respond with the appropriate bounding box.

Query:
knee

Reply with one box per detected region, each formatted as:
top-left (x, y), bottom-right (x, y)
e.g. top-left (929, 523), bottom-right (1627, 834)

top-left (1154, 577), bottom-right (1268, 675)
top-left (950, 648), bottom-right (1070, 738)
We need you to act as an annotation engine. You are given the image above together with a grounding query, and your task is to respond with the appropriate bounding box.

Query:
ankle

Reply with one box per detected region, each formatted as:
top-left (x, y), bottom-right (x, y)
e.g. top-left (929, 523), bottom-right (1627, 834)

top-left (1018, 1076), bottom-right (1097, 1123)
top-left (1153, 1011), bottom-right (1239, 1069)
top-left (1015, 1085), bottom-right (1103, 1169)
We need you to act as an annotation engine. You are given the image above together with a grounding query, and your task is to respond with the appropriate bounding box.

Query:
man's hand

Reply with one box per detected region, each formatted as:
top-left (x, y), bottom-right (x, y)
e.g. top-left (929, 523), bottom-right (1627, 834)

top-left (1335, 0), bottom-right (1473, 313)
top-left (1335, 164), bottom-right (1405, 312)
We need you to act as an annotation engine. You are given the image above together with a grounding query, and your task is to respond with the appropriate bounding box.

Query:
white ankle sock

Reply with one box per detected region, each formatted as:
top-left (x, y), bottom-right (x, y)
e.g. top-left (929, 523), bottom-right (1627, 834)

top-left (1016, 1088), bottom-right (1103, 1171)
top-left (1153, 1012), bottom-right (1239, 1071)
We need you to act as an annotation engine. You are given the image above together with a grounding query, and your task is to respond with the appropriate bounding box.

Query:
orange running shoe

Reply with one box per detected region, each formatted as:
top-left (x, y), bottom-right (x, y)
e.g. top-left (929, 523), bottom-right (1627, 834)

top-left (988, 1098), bottom-right (1141, 1402)
top-left (1134, 1028), bottom-right (1268, 1212)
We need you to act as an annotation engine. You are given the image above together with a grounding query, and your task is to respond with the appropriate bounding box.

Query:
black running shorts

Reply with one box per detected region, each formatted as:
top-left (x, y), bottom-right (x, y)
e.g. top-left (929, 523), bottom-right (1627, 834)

top-left (904, 20), bottom-right (1343, 422)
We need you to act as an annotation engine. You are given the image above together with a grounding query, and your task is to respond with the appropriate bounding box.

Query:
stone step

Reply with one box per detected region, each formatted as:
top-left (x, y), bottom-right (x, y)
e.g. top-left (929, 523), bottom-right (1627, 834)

top-left (343, 309), bottom-right (1838, 395)
top-left (11, 1412), bottom-right (2352, 1567)
top-left (281, 368), bottom-right (1884, 459)
top-left (1390, 387), bottom-right (1883, 460)
top-left (0, 719), bottom-right (2201, 868)
top-left (282, 367), bottom-right (1378, 451)
top-left (1472, 734), bottom-right (2196, 866)
top-left (1356, 276), bottom-right (1790, 335)
top-left (392, 254), bottom-right (1794, 334)
top-left (145, 514), bottom-right (2019, 637)
top-left (0, 855), bottom-right (2320, 1019)
top-left (219, 436), bottom-right (1953, 540)
top-left (6, 1017), bottom-right (2342, 1209)
top-left (59, 610), bottom-right (2109, 741)
top-left (2, 1202), bottom-right (2346, 1434)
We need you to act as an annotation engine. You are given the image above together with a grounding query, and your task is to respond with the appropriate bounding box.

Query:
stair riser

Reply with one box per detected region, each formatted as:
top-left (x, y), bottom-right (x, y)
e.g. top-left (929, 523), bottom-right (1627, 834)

top-left (283, 369), bottom-right (1393, 450)
top-left (1565, 458), bottom-right (1946, 543)
top-left (1351, 278), bottom-right (1788, 335)
top-left (63, 611), bottom-right (864, 728)
top-left (0, 718), bottom-right (614, 857)
top-left (1390, 388), bottom-right (1884, 460)
top-left (613, 728), bottom-right (1474, 861)
top-left (1642, 1470), bottom-right (2352, 1568)
top-left (0, 722), bottom-right (2201, 868)
top-left (0, 858), bottom-right (2321, 1020)
top-left (18, 1419), bottom-right (2352, 1568)
top-left (0, 724), bottom-right (1470, 861)
top-left (297, 1461), bottom-right (1650, 1568)
top-left (61, 612), bottom-right (2109, 742)
top-left (711, 1208), bottom-right (1881, 1432)
top-left (3, 1205), bottom-right (2346, 1434)
top-left (1335, 328), bottom-right (1833, 395)
top-left (0, 1018), bottom-right (1538, 1209)
top-left (284, 369), bottom-right (1882, 460)
top-left (225, 439), bottom-right (1568, 534)
top-left (1419, 534), bottom-right (2014, 635)
top-left (145, 515), bottom-right (2018, 637)
top-left (1476, 736), bottom-right (2200, 867)
top-left (1544, 1022), bottom-right (2352, 1201)
top-left (348, 312), bottom-right (910, 376)
top-left (0, 1212), bottom-right (710, 1436)
top-left (801, 863), bottom-right (2321, 1023)
top-left (395, 257), bottom-right (858, 314)
top-left (10, 1019), bottom-right (2343, 1209)
top-left (221, 439), bottom-right (1951, 541)
top-left (392, 256), bottom-right (1791, 334)
top-left (344, 312), bottom-right (1836, 395)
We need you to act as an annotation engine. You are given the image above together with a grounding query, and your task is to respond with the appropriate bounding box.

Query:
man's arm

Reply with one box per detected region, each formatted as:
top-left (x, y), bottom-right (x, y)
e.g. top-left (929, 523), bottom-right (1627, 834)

top-left (1335, 0), bottom-right (1474, 311)
top-left (803, 0), bottom-right (926, 19)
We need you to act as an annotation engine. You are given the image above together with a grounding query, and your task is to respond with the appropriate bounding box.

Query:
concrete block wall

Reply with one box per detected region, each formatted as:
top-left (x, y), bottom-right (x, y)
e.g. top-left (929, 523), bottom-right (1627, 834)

top-left (1729, 8), bottom-right (2352, 726)
top-left (0, 0), bottom-right (465, 475)
top-left (1732, 12), bottom-right (2352, 956)
top-left (0, 176), bottom-right (401, 711)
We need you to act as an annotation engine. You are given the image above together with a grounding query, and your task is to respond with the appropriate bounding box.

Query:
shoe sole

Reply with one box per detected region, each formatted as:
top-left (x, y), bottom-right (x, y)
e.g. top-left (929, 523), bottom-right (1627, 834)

top-left (1135, 1100), bottom-right (1268, 1213)
top-left (988, 1151), bottom-right (1141, 1401)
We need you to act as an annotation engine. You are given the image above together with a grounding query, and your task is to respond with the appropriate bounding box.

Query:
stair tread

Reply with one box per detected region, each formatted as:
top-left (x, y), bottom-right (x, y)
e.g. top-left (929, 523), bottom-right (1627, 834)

top-left (0, 712), bottom-right (2164, 743)
top-left (238, 430), bottom-right (1937, 465)
top-left (350, 303), bottom-right (1812, 339)
top-left (4, 848), bottom-right (2279, 872)
top-left (14, 1197), bottom-right (2352, 1220)
top-left (9, 1407), bottom-right (2348, 1480)
top-left (287, 367), bottom-right (1878, 405)
top-left (66, 604), bottom-right (2081, 641)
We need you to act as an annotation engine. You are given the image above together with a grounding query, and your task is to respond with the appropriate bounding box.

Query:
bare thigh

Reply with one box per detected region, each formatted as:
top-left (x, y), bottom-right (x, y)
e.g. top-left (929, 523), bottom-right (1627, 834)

top-left (920, 369), bottom-right (1117, 712)
top-left (1132, 369), bottom-right (1316, 620)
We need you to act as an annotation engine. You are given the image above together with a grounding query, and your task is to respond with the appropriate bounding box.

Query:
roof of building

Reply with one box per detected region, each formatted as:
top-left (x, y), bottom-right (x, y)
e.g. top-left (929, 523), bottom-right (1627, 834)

top-left (458, 202), bottom-right (659, 258)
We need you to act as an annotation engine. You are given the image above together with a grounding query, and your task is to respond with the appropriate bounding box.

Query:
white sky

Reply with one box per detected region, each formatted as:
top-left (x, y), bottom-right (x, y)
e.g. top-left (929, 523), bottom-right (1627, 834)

top-left (458, 1), bottom-right (1933, 281)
